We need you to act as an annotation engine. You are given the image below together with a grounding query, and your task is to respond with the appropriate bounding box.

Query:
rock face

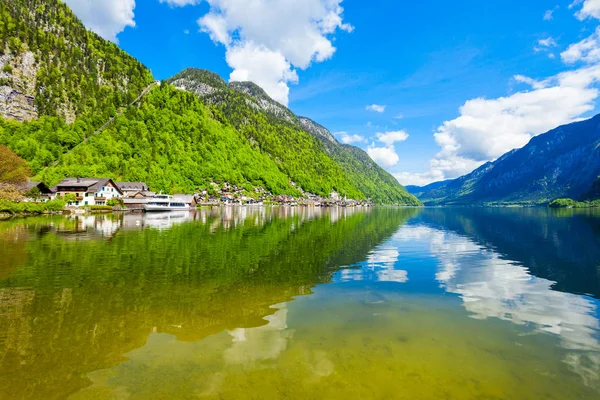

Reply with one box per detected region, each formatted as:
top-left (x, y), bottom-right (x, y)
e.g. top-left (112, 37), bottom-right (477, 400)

top-left (0, 50), bottom-right (39, 121)
top-left (228, 81), bottom-right (298, 125)
top-left (298, 117), bottom-right (337, 144)
top-left (412, 115), bottom-right (600, 205)
top-left (0, 86), bottom-right (37, 122)
top-left (169, 69), bottom-right (227, 98)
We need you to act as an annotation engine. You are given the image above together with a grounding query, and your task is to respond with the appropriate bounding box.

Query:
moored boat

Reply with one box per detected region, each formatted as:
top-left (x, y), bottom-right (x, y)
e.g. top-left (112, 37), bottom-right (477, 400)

top-left (143, 194), bottom-right (193, 212)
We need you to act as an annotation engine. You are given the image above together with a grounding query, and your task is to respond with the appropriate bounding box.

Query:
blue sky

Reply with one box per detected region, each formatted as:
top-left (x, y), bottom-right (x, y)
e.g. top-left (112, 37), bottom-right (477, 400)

top-left (65, 0), bottom-right (600, 186)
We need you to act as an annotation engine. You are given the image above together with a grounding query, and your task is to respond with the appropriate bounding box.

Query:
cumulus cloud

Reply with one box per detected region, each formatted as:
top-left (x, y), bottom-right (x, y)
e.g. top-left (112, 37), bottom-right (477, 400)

top-left (335, 132), bottom-right (365, 144)
top-left (226, 42), bottom-right (299, 105)
top-left (366, 104), bottom-right (386, 113)
top-left (562, 27), bottom-right (600, 64)
top-left (376, 130), bottom-right (409, 146)
top-left (198, 0), bottom-right (353, 106)
top-left (393, 171), bottom-right (446, 187)
top-left (63, 0), bottom-right (136, 42)
top-left (368, 145), bottom-right (400, 168)
top-left (573, 0), bottom-right (600, 20)
top-left (396, 64), bottom-right (600, 186)
top-left (366, 130), bottom-right (410, 168)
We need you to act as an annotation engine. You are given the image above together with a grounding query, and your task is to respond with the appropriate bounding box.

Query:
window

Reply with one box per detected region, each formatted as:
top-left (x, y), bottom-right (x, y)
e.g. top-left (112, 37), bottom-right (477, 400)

top-left (84, 201), bottom-right (88, 205)
top-left (85, 193), bottom-right (89, 197)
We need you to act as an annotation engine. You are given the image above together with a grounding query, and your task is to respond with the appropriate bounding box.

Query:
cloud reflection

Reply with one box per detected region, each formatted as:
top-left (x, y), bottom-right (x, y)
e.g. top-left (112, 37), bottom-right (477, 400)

top-left (396, 224), bottom-right (600, 391)
top-left (338, 246), bottom-right (408, 283)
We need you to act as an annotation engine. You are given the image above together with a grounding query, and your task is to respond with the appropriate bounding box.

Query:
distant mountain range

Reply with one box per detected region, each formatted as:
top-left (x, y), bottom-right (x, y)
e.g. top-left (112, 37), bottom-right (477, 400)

top-left (407, 115), bottom-right (600, 205)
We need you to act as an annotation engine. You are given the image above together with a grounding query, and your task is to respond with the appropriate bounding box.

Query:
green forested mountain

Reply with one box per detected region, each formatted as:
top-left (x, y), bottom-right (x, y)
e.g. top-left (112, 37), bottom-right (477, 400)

top-left (0, 0), bottom-right (420, 204)
top-left (298, 117), bottom-right (420, 205)
top-left (0, 0), bottom-right (153, 123)
top-left (168, 68), bottom-right (420, 204)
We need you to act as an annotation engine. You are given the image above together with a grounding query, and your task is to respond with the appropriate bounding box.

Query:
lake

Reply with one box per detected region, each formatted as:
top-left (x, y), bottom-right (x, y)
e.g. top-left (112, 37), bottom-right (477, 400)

top-left (1, 207), bottom-right (599, 399)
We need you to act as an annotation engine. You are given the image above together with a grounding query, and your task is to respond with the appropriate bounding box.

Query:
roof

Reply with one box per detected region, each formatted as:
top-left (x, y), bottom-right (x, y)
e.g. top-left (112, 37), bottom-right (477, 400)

top-left (173, 194), bottom-right (195, 204)
top-left (116, 182), bottom-right (149, 191)
top-left (53, 178), bottom-right (124, 195)
top-left (122, 198), bottom-right (147, 204)
top-left (17, 181), bottom-right (52, 194)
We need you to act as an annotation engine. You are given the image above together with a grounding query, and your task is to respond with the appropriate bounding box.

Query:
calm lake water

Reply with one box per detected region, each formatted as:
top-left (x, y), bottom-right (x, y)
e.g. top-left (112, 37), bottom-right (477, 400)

top-left (1, 207), bottom-right (600, 399)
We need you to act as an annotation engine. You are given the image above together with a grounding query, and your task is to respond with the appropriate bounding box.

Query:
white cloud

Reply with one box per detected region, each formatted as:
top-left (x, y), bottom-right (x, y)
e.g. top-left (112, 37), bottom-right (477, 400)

top-left (198, 0), bottom-right (353, 106)
top-left (226, 42), bottom-right (299, 105)
top-left (63, 0), bottom-right (136, 42)
top-left (544, 9), bottom-right (556, 20)
top-left (513, 74), bottom-right (549, 89)
top-left (376, 130), bottom-right (409, 146)
top-left (395, 2), bottom-right (600, 187)
top-left (538, 37), bottom-right (557, 48)
top-left (366, 104), bottom-right (386, 113)
top-left (198, 12), bottom-right (230, 45)
top-left (184, 29), bottom-right (190, 35)
top-left (159, 0), bottom-right (201, 6)
top-left (394, 171), bottom-right (446, 187)
top-left (397, 64), bottom-right (600, 185)
top-left (574, 0), bottom-right (600, 20)
top-left (335, 132), bottom-right (365, 144)
top-left (367, 145), bottom-right (399, 168)
top-left (534, 37), bottom-right (557, 58)
top-left (561, 27), bottom-right (600, 64)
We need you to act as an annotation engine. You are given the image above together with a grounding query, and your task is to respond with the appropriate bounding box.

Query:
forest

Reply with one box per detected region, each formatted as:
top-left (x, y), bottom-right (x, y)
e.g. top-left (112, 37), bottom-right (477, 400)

top-left (0, 0), bottom-right (421, 205)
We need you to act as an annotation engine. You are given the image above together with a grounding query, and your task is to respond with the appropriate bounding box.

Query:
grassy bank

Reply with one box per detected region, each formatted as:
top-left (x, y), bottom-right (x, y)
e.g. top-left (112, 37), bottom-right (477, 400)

top-left (548, 198), bottom-right (600, 208)
top-left (0, 199), bottom-right (67, 215)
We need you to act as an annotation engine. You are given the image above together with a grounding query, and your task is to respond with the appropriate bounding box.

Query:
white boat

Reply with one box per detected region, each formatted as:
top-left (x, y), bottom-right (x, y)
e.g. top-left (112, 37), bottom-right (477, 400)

top-left (143, 194), bottom-right (192, 212)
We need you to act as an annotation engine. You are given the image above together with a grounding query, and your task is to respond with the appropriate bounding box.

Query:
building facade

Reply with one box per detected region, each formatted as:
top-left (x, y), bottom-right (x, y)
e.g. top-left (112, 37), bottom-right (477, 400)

top-left (52, 178), bottom-right (123, 207)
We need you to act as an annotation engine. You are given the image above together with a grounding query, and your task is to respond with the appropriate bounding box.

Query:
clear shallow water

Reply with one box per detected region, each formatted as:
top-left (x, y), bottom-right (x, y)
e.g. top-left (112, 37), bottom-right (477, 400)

top-left (1, 207), bottom-right (599, 399)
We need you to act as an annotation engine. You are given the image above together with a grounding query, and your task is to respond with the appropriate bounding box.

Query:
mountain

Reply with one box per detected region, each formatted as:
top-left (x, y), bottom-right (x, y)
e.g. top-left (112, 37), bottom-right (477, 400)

top-left (405, 180), bottom-right (453, 198)
top-left (0, 1), bottom-right (419, 204)
top-left (413, 115), bottom-right (600, 205)
top-left (0, 0), bottom-right (153, 124)
top-left (168, 68), bottom-right (420, 205)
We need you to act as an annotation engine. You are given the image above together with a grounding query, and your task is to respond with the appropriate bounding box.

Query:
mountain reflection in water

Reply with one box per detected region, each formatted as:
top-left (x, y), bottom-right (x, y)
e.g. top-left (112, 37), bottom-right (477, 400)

top-left (0, 207), bottom-right (599, 399)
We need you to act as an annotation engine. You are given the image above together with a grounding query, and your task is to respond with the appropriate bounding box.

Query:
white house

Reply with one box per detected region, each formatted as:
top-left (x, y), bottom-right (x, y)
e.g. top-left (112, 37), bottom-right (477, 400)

top-left (51, 178), bottom-right (123, 207)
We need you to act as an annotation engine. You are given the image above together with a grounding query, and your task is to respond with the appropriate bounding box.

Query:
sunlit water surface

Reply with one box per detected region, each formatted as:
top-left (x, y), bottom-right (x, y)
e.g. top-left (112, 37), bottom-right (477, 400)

top-left (1, 207), bottom-right (600, 399)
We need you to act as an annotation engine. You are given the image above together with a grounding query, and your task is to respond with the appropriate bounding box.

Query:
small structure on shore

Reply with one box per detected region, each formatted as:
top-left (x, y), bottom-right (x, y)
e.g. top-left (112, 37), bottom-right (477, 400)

top-left (21, 181), bottom-right (53, 202)
top-left (51, 178), bottom-right (123, 207)
top-left (116, 182), bottom-right (149, 197)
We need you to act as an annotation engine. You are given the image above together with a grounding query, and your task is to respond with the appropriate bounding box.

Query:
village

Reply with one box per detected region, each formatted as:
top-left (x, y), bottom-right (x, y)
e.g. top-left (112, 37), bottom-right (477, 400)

top-left (21, 177), bottom-right (374, 211)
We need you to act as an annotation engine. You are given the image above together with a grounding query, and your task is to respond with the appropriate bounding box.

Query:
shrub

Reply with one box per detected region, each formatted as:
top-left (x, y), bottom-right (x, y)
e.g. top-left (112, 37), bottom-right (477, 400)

top-left (89, 205), bottom-right (112, 211)
top-left (0, 196), bottom-right (67, 214)
top-left (107, 198), bottom-right (122, 207)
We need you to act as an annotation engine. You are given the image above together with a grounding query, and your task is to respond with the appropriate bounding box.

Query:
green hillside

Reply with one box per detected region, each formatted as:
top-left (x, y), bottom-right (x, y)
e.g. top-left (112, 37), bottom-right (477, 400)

top-left (168, 68), bottom-right (421, 205)
top-left (0, 0), bottom-right (421, 204)
top-left (0, 0), bottom-right (153, 123)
